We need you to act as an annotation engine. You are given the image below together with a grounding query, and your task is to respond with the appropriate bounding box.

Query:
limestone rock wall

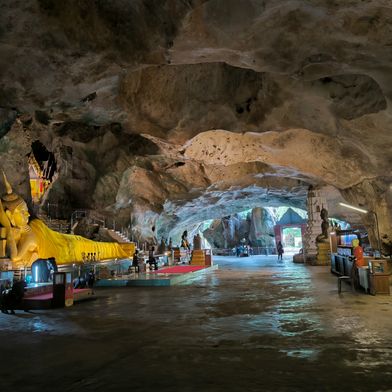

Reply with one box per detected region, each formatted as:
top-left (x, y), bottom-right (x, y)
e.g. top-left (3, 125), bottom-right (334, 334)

top-left (203, 215), bottom-right (249, 249)
top-left (0, 1), bottom-right (391, 252)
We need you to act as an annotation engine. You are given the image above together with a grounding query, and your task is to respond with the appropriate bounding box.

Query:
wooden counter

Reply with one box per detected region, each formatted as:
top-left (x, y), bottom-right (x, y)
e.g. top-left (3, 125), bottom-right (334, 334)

top-left (368, 259), bottom-right (391, 295)
top-left (369, 273), bottom-right (390, 295)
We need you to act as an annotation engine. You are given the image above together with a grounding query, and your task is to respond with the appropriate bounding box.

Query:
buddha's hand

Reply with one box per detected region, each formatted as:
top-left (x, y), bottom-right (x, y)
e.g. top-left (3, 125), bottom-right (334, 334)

top-left (0, 200), bottom-right (11, 228)
top-left (6, 230), bottom-right (18, 260)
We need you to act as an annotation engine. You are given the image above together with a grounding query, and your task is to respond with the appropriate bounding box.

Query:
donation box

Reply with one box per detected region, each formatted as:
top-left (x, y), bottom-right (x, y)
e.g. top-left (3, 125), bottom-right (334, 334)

top-left (53, 272), bottom-right (74, 307)
top-left (368, 260), bottom-right (390, 295)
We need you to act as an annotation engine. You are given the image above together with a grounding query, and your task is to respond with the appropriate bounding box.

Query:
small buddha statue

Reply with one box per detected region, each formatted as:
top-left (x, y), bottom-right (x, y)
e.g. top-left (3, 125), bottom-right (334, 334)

top-left (181, 230), bottom-right (190, 250)
top-left (157, 237), bottom-right (166, 254)
top-left (193, 233), bottom-right (202, 250)
top-left (316, 207), bottom-right (330, 243)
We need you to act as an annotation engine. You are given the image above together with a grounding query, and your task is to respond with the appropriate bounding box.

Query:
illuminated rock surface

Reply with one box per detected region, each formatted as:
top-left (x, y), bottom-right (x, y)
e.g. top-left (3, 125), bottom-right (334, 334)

top-left (0, 0), bottom-right (391, 251)
top-left (0, 3), bottom-right (391, 389)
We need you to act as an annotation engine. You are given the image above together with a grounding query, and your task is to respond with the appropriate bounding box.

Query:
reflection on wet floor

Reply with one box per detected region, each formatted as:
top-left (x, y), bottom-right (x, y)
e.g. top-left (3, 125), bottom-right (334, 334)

top-left (1, 254), bottom-right (392, 391)
top-left (280, 348), bottom-right (320, 361)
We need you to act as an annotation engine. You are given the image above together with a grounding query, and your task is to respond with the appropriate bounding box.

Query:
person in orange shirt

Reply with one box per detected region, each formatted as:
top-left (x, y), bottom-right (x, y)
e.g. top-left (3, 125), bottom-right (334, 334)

top-left (352, 239), bottom-right (365, 267)
top-left (352, 238), bottom-right (365, 289)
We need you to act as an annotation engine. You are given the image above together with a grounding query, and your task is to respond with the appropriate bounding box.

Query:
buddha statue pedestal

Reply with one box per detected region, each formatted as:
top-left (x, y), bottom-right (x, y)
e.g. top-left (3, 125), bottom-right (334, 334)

top-left (173, 248), bottom-right (181, 263)
top-left (315, 242), bottom-right (331, 265)
top-left (191, 249), bottom-right (205, 266)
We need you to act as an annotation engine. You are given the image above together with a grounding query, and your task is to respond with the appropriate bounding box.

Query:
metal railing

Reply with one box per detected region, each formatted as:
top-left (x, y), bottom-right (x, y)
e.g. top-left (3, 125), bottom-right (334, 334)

top-left (70, 210), bottom-right (108, 232)
top-left (70, 210), bottom-right (87, 232)
top-left (212, 247), bottom-right (277, 256)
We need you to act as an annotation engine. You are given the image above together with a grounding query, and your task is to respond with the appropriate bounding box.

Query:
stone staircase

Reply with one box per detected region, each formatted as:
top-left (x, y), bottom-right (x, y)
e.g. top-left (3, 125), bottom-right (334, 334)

top-left (37, 213), bottom-right (70, 234)
top-left (106, 229), bottom-right (131, 243)
top-left (37, 211), bottom-right (130, 242)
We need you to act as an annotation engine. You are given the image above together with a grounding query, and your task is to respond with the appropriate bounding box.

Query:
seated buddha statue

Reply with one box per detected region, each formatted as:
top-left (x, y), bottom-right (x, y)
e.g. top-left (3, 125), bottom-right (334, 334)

top-left (316, 207), bottom-right (330, 243)
top-left (180, 230), bottom-right (190, 250)
top-left (0, 173), bottom-right (131, 269)
top-left (193, 233), bottom-right (202, 250)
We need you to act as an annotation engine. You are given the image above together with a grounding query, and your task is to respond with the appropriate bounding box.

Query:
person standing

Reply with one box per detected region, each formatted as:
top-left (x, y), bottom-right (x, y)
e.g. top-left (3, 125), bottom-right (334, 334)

top-left (277, 241), bottom-right (284, 261)
top-left (2, 279), bottom-right (26, 314)
top-left (87, 269), bottom-right (96, 289)
top-left (352, 238), bottom-right (365, 289)
top-left (132, 250), bottom-right (140, 273)
top-left (147, 246), bottom-right (158, 271)
top-left (0, 280), bottom-right (11, 314)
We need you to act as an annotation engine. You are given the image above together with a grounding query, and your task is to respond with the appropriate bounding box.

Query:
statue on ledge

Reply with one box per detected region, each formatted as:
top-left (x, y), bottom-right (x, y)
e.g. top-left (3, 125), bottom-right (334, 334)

top-left (157, 237), bottom-right (166, 254)
top-left (193, 233), bottom-right (202, 250)
top-left (181, 230), bottom-right (190, 250)
top-left (316, 206), bottom-right (330, 243)
top-left (0, 173), bottom-right (132, 269)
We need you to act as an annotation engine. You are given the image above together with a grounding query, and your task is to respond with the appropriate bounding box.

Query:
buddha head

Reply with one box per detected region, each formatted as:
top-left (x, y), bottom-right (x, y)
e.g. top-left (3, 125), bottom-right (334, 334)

top-left (1, 172), bottom-right (30, 228)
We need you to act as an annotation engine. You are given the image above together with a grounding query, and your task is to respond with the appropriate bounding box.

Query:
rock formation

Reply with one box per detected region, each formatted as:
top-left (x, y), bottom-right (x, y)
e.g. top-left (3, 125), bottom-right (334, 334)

top-left (203, 208), bottom-right (276, 250)
top-left (0, 1), bottom-right (391, 254)
top-left (248, 208), bottom-right (276, 249)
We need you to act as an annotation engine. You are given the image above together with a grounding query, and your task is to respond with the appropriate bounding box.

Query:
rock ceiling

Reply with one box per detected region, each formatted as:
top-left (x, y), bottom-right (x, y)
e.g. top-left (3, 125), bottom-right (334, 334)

top-left (0, 0), bottom-right (391, 249)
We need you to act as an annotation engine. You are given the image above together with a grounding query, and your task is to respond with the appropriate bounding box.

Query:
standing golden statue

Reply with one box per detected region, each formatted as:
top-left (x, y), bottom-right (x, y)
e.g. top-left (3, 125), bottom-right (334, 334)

top-left (0, 173), bottom-right (133, 269)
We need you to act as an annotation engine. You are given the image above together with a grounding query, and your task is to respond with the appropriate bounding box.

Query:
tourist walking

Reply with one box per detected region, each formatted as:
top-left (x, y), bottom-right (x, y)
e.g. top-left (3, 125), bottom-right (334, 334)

top-left (277, 241), bottom-right (284, 261)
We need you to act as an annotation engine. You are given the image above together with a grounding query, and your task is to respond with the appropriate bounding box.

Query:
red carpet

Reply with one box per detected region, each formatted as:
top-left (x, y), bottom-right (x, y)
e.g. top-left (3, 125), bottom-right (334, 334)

top-left (153, 265), bottom-right (206, 274)
top-left (25, 288), bottom-right (90, 300)
top-left (26, 292), bottom-right (53, 300)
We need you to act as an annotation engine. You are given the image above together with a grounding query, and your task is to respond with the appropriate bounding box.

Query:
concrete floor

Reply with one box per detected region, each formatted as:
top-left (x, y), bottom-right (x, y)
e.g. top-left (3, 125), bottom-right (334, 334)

top-left (1, 255), bottom-right (392, 392)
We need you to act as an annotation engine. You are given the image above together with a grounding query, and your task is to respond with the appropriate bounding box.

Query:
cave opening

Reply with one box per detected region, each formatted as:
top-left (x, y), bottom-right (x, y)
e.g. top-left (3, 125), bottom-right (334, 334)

top-left (281, 227), bottom-right (303, 253)
top-left (28, 140), bottom-right (57, 204)
top-left (197, 206), bottom-right (306, 254)
top-left (194, 205), bottom-right (353, 257)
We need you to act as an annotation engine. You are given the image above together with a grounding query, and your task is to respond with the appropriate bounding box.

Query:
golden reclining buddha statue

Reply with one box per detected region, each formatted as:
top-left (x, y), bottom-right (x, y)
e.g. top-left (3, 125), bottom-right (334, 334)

top-left (0, 173), bottom-right (133, 269)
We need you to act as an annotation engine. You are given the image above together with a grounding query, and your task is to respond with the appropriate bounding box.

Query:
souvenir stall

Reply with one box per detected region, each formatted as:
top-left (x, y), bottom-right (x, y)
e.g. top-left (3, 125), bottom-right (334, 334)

top-left (330, 229), bottom-right (361, 276)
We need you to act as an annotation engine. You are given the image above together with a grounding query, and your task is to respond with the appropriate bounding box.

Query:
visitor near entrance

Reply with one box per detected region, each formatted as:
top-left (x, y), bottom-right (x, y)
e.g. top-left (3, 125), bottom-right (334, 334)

top-left (277, 241), bottom-right (284, 261)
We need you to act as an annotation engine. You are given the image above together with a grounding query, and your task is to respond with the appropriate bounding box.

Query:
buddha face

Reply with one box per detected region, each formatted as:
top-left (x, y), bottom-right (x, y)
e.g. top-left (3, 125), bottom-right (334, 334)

top-left (9, 201), bottom-right (30, 228)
